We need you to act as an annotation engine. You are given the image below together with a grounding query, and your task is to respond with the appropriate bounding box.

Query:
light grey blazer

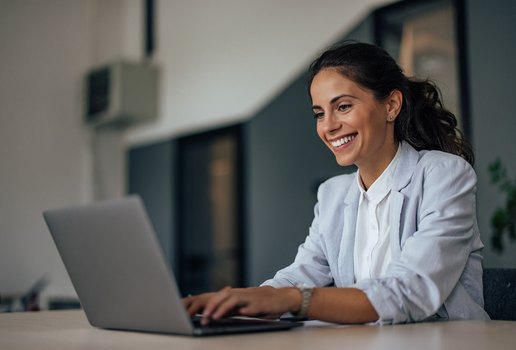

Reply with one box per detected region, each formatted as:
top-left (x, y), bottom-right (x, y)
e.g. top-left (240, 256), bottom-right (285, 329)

top-left (262, 141), bottom-right (490, 324)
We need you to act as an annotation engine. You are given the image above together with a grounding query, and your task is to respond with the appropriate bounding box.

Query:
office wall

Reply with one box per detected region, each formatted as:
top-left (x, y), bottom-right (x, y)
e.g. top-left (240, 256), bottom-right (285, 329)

top-left (0, 0), bottom-right (93, 302)
top-left (0, 0), bottom-right (142, 305)
top-left (467, 0), bottom-right (516, 267)
top-left (125, 0), bottom-right (394, 145)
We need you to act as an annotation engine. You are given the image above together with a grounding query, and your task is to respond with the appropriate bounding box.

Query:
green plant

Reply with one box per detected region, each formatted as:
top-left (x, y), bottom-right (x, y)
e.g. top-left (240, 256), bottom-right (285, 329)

top-left (488, 159), bottom-right (516, 252)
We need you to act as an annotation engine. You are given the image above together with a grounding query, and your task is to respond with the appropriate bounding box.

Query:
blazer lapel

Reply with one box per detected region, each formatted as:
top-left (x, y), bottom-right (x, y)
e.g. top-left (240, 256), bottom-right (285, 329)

top-left (389, 142), bottom-right (419, 258)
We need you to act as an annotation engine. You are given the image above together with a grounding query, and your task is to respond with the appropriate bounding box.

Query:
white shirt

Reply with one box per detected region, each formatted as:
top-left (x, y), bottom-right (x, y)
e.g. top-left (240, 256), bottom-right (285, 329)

top-left (354, 144), bottom-right (402, 282)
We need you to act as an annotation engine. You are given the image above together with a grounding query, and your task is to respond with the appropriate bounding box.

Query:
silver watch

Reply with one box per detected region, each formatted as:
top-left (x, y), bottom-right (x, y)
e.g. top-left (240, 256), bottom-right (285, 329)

top-left (294, 285), bottom-right (314, 318)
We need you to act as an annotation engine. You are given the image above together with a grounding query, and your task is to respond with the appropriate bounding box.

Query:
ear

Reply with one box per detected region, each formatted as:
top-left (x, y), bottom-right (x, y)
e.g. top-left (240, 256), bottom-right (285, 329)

top-left (385, 89), bottom-right (403, 121)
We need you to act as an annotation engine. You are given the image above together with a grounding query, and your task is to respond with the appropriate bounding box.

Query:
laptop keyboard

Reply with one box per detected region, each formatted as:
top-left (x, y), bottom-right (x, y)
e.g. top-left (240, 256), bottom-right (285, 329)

top-left (189, 315), bottom-right (303, 335)
top-left (192, 315), bottom-right (275, 327)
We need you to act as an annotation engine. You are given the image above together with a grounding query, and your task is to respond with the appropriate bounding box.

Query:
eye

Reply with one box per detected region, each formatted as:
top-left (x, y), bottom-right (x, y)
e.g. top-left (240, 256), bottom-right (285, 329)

top-left (338, 104), bottom-right (351, 112)
top-left (313, 112), bottom-right (324, 120)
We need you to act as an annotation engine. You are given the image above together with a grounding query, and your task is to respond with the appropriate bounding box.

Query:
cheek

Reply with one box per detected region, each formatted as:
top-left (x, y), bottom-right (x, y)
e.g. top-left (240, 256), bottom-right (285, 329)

top-left (359, 111), bottom-right (385, 135)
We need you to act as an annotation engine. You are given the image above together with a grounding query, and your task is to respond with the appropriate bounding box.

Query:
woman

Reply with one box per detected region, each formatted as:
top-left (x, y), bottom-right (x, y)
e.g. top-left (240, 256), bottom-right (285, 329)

top-left (184, 42), bottom-right (490, 325)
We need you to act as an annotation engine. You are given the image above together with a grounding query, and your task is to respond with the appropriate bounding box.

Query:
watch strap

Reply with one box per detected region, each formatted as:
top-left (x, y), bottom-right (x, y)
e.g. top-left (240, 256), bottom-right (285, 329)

top-left (293, 285), bottom-right (314, 318)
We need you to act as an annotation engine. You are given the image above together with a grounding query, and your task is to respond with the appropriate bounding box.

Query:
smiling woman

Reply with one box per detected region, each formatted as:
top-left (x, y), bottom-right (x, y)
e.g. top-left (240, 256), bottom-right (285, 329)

top-left (184, 42), bottom-right (489, 325)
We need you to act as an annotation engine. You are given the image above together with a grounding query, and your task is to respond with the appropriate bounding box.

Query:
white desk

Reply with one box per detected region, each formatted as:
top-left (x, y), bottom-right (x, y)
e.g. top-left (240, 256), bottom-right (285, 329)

top-left (1, 310), bottom-right (516, 350)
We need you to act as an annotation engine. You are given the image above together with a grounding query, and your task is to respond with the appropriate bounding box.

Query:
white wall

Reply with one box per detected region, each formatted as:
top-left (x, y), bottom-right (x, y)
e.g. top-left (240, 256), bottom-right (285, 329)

top-left (0, 0), bottom-right (93, 302)
top-left (0, 0), bottom-right (392, 307)
top-left (0, 0), bottom-right (143, 306)
top-left (125, 0), bottom-right (393, 145)
top-left (88, 0), bottom-right (142, 200)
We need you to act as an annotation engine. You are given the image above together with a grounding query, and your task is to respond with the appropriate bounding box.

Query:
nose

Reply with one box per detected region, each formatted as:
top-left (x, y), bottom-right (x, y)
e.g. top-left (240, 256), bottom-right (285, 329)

top-left (319, 113), bottom-right (341, 134)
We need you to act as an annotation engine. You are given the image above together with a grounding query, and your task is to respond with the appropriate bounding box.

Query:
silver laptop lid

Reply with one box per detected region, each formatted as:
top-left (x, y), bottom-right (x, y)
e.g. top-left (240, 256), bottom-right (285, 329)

top-left (43, 196), bottom-right (194, 335)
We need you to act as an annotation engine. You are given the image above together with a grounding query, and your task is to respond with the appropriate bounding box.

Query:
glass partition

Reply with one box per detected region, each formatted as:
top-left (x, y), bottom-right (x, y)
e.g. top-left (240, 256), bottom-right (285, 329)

top-left (377, 0), bottom-right (465, 131)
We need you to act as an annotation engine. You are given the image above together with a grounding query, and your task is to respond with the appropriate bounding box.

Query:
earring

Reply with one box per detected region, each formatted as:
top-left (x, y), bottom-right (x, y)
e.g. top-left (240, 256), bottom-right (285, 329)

top-left (388, 115), bottom-right (395, 121)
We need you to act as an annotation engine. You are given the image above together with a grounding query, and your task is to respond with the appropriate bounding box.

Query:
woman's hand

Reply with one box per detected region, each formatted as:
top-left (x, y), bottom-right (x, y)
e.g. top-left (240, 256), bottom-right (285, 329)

top-left (182, 286), bottom-right (301, 325)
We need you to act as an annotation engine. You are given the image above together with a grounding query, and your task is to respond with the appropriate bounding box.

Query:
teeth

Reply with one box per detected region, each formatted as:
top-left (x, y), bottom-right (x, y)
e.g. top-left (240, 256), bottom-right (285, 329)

top-left (330, 134), bottom-right (355, 147)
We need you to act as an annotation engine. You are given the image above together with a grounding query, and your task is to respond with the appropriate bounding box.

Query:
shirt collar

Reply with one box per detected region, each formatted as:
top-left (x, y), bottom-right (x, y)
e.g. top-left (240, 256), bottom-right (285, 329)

top-left (356, 143), bottom-right (402, 204)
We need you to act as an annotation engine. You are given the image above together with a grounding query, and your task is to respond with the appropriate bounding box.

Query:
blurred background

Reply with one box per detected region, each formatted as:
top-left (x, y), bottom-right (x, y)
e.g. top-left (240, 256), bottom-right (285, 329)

top-left (1, 0), bottom-right (515, 311)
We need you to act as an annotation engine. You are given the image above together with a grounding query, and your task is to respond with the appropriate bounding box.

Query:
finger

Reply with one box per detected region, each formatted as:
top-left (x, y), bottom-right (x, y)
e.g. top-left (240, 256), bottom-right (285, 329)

top-left (181, 294), bottom-right (193, 308)
top-left (238, 303), bottom-right (268, 318)
top-left (212, 295), bottom-right (245, 320)
top-left (186, 300), bottom-right (198, 316)
top-left (237, 305), bottom-right (256, 316)
top-left (187, 297), bottom-right (206, 317)
top-left (238, 306), bottom-right (280, 319)
top-left (202, 286), bottom-right (232, 324)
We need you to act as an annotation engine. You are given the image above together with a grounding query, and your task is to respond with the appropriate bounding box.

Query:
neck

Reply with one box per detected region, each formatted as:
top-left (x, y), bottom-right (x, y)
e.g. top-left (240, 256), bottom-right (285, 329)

top-left (358, 142), bottom-right (399, 190)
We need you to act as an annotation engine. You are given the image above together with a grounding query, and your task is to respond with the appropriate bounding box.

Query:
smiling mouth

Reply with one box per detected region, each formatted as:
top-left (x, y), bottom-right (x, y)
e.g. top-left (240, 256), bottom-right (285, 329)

top-left (329, 133), bottom-right (357, 147)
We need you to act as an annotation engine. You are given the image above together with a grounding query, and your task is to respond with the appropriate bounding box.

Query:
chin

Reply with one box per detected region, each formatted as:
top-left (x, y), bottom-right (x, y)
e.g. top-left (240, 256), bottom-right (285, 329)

top-left (334, 156), bottom-right (354, 167)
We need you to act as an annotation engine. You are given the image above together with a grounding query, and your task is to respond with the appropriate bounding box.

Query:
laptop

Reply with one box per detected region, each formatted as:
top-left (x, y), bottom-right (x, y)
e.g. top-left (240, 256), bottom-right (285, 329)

top-left (43, 196), bottom-right (302, 336)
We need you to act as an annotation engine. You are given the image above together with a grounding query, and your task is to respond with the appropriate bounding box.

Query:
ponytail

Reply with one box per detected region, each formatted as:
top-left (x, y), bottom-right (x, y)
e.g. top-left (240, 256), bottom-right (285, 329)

top-left (397, 79), bottom-right (474, 165)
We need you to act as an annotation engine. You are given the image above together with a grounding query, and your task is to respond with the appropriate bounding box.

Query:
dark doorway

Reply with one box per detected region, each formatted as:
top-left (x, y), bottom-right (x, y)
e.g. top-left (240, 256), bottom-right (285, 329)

top-left (176, 125), bottom-right (245, 296)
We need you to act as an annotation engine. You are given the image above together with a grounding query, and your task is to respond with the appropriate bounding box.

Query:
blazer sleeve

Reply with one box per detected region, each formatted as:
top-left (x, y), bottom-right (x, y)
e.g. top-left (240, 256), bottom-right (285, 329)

top-left (261, 185), bottom-right (334, 288)
top-left (354, 155), bottom-right (480, 324)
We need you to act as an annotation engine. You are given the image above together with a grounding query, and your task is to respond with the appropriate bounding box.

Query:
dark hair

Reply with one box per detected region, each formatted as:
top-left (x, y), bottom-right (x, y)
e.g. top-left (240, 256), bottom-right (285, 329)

top-left (308, 41), bottom-right (474, 165)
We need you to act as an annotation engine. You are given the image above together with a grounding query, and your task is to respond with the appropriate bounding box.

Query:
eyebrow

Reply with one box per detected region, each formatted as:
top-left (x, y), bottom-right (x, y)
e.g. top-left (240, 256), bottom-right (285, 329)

top-left (312, 94), bottom-right (357, 110)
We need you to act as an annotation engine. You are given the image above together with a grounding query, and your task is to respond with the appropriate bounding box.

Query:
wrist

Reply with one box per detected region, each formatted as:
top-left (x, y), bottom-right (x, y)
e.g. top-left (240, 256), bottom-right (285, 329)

top-left (286, 287), bottom-right (303, 314)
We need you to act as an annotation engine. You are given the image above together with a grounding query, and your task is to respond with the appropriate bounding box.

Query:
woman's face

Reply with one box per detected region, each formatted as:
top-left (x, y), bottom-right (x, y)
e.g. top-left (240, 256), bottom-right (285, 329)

top-left (310, 68), bottom-right (398, 176)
